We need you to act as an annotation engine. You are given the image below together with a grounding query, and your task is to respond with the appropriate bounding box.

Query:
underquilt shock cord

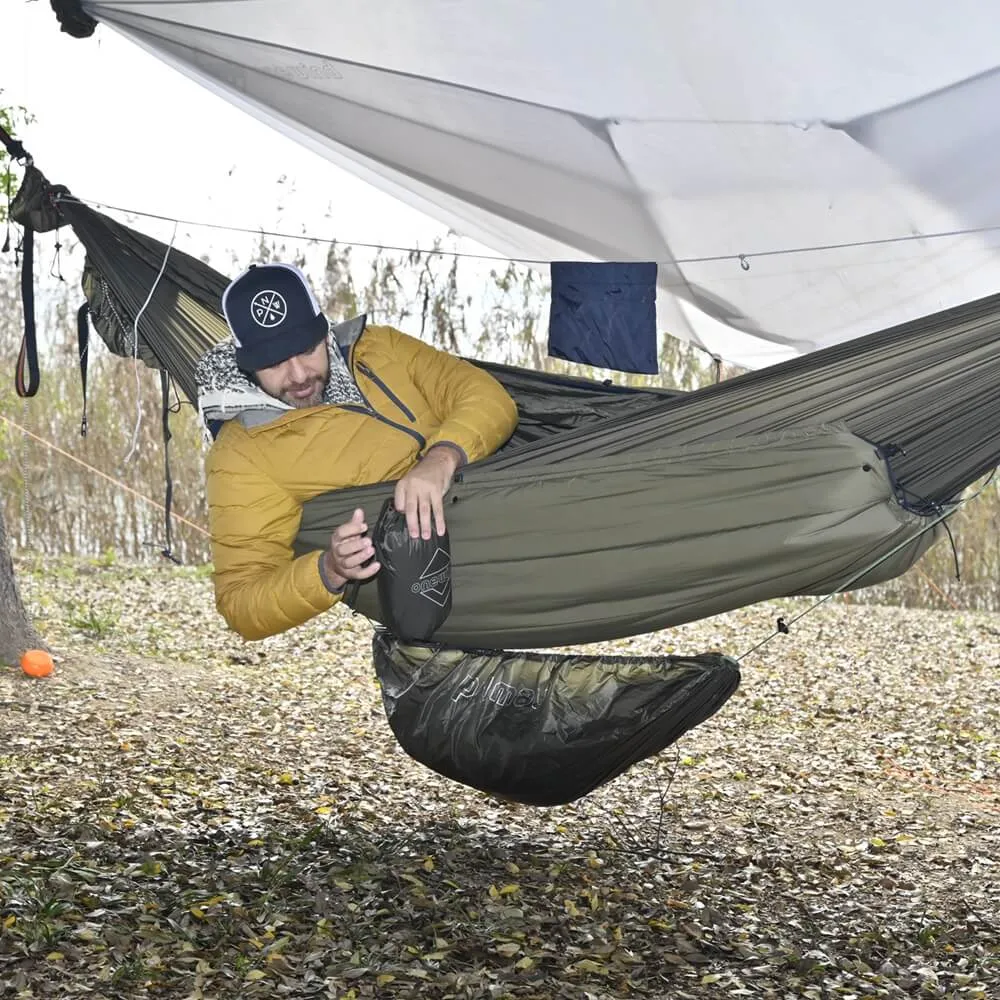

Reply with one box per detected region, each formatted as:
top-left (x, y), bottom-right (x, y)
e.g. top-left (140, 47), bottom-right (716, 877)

top-left (737, 471), bottom-right (995, 663)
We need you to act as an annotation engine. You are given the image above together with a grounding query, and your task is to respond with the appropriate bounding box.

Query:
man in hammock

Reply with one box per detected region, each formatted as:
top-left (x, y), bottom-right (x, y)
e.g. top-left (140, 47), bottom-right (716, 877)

top-left (195, 262), bottom-right (518, 641)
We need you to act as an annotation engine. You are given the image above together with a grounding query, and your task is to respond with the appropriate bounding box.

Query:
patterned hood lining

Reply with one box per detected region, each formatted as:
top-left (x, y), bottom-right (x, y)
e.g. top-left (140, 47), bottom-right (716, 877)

top-left (195, 319), bottom-right (364, 428)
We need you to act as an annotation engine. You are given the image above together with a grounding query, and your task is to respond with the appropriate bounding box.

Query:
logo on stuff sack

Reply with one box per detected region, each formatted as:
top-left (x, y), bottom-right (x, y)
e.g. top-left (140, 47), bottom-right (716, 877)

top-left (410, 548), bottom-right (451, 607)
top-left (250, 290), bottom-right (287, 328)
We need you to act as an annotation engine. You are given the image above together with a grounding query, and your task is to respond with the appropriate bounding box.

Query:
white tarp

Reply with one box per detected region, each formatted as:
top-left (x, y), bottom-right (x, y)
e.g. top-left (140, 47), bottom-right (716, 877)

top-left (82, 1), bottom-right (1000, 368)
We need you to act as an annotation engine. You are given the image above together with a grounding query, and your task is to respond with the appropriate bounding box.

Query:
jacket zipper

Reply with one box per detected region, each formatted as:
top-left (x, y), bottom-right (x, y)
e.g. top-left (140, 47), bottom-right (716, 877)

top-left (356, 360), bottom-right (417, 422)
top-left (347, 342), bottom-right (426, 449)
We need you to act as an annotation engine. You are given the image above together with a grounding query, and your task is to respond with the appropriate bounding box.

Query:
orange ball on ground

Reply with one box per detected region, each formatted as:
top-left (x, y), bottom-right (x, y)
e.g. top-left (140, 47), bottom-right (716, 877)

top-left (20, 649), bottom-right (54, 678)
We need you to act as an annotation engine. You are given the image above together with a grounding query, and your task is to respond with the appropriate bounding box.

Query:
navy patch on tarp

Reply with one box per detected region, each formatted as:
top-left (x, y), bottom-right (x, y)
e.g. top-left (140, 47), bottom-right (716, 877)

top-left (548, 261), bottom-right (658, 374)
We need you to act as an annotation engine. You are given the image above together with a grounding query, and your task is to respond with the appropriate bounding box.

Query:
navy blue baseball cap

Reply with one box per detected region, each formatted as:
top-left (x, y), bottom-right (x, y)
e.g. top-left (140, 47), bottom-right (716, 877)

top-left (222, 262), bottom-right (329, 371)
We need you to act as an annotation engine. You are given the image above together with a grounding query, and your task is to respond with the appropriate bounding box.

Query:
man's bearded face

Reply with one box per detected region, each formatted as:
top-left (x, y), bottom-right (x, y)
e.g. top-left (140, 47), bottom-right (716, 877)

top-left (256, 339), bottom-right (329, 408)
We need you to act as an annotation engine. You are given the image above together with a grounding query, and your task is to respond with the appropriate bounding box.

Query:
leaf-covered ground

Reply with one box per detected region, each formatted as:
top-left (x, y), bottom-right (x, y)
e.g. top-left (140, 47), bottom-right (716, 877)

top-left (1, 555), bottom-right (998, 999)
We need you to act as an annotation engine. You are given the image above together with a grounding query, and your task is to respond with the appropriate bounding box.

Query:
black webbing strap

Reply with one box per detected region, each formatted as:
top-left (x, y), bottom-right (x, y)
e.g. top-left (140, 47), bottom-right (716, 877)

top-left (159, 369), bottom-right (181, 564)
top-left (15, 225), bottom-right (40, 397)
top-left (77, 302), bottom-right (90, 436)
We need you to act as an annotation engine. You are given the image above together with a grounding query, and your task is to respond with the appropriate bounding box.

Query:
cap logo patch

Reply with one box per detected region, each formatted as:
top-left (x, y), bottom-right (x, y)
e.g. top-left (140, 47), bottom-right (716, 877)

top-left (250, 290), bottom-right (287, 328)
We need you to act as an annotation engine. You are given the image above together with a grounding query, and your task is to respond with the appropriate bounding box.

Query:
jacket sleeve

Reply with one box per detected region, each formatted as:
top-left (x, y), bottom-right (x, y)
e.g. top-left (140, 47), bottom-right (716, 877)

top-left (206, 427), bottom-right (340, 641)
top-left (392, 328), bottom-right (518, 462)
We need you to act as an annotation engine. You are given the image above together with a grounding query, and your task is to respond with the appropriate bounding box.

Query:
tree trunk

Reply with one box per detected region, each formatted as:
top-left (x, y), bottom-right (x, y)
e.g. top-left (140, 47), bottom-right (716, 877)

top-left (0, 497), bottom-right (43, 665)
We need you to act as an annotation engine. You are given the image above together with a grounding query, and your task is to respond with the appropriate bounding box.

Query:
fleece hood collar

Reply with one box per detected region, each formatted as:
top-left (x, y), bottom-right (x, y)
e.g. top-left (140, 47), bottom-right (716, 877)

top-left (195, 315), bottom-right (366, 430)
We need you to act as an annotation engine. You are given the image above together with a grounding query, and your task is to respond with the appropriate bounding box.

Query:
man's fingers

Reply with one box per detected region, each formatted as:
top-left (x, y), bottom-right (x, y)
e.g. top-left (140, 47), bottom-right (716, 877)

top-left (405, 489), bottom-right (421, 539)
top-left (432, 492), bottom-right (446, 538)
top-left (328, 510), bottom-right (377, 579)
top-left (336, 534), bottom-right (370, 555)
top-left (396, 481), bottom-right (420, 538)
top-left (397, 469), bottom-right (450, 539)
top-left (332, 545), bottom-right (379, 578)
top-left (337, 546), bottom-right (373, 570)
top-left (356, 559), bottom-right (380, 580)
top-left (418, 494), bottom-right (433, 540)
top-left (333, 518), bottom-right (367, 542)
top-left (336, 558), bottom-right (380, 581)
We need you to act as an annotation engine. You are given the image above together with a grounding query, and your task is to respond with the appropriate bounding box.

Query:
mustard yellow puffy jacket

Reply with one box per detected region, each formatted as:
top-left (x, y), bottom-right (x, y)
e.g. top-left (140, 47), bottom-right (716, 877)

top-left (205, 323), bottom-right (518, 640)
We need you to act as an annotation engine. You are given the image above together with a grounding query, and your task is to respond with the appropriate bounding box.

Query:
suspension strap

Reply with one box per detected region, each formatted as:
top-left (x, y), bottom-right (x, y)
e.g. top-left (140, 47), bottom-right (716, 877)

top-left (15, 224), bottom-right (40, 397)
top-left (2, 124), bottom-right (41, 397)
top-left (77, 302), bottom-right (90, 436)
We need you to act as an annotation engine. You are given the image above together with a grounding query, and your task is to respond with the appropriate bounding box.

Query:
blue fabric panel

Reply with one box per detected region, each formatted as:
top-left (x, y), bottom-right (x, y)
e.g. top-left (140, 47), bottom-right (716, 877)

top-left (548, 261), bottom-right (658, 374)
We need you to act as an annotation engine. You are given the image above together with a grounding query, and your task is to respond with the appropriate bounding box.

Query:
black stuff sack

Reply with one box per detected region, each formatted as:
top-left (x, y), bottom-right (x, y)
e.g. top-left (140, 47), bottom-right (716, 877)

top-left (371, 498), bottom-right (453, 641)
top-left (372, 631), bottom-right (741, 806)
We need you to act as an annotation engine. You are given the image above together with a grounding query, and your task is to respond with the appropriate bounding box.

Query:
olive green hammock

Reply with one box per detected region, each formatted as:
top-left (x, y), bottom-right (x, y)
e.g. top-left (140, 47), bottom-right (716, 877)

top-left (19, 171), bottom-right (994, 647)
top-left (11, 164), bottom-right (1000, 804)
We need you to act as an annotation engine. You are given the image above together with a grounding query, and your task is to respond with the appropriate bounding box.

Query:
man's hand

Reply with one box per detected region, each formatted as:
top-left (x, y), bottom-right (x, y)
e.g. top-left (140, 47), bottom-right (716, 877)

top-left (395, 445), bottom-right (462, 539)
top-left (322, 508), bottom-right (380, 591)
